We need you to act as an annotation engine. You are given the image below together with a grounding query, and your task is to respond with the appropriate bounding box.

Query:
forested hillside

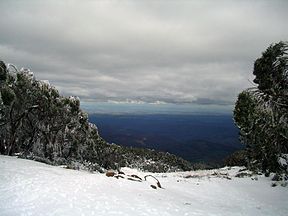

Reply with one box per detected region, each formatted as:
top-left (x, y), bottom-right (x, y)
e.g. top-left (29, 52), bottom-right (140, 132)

top-left (0, 61), bottom-right (192, 172)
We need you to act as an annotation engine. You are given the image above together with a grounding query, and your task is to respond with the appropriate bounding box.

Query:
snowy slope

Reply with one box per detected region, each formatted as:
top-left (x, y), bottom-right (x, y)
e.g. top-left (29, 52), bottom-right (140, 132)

top-left (0, 155), bottom-right (287, 216)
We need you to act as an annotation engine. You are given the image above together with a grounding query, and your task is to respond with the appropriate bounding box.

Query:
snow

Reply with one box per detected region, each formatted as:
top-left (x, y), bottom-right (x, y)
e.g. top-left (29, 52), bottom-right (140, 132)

top-left (40, 80), bottom-right (50, 86)
top-left (20, 68), bottom-right (34, 78)
top-left (69, 96), bottom-right (80, 102)
top-left (0, 155), bottom-right (287, 216)
top-left (278, 154), bottom-right (288, 168)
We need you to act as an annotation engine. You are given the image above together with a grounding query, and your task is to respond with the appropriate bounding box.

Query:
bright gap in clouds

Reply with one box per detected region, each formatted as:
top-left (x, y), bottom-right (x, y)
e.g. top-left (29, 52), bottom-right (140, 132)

top-left (81, 101), bottom-right (233, 115)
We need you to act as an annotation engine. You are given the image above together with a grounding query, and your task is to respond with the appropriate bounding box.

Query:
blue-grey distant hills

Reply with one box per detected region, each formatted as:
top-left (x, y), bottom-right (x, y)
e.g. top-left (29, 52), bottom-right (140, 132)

top-left (89, 114), bottom-right (243, 165)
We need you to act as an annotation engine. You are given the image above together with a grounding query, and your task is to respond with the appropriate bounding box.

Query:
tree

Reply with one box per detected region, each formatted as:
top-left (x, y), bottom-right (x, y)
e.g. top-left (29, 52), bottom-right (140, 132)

top-left (0, 61), bottom-right (100, 160)
top-left (234, 41), bottom-right (288, 173)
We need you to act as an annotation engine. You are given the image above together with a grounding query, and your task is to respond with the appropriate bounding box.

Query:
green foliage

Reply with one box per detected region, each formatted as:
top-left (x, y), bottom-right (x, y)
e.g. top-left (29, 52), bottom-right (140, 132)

top-left (1, 86), bottom-right (15, 106)
top-left (0, 61), bottom-right (7, 82)
top-left (92, 144), bottom-right (193, 172)
top-left (224, 150), bottom-right (247, 167)
top-left (253, 41), bottom-right (288, 99)
top-left (234, 91), bottom-right (258, 134)
top-left (234, 42), bottom-right (288, 174)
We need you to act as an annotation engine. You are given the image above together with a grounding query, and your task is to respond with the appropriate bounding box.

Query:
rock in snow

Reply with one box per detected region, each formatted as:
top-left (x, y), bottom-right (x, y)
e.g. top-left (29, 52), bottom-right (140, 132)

top-left (0, 155), bottom-right (287, 216)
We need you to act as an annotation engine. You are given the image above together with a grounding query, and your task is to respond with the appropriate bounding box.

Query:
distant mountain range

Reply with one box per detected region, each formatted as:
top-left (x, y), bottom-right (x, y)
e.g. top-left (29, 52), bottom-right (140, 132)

top-left (89, 114), bottom-right (243, 165)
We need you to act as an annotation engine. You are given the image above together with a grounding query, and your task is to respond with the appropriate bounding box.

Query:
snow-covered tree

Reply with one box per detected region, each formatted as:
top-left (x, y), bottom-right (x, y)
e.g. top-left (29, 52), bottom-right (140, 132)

top-left (0, 61), bottom-right (102, 162)
top-left (234, 41), bottom-right (288, 173)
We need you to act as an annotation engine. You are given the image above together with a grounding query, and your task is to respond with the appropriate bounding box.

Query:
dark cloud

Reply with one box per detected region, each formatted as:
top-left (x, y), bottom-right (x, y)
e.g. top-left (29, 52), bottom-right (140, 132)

top-left (0, 0), bottom-right (287, 106)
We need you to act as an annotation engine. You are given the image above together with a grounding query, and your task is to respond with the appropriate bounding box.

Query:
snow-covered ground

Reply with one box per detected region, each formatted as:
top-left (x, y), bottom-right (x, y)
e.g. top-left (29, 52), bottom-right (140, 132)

top-left (0, 155), bottom-right (287, 216)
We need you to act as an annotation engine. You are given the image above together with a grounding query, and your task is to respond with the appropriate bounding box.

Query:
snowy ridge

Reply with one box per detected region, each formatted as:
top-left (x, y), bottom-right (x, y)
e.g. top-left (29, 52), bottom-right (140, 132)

top-left (0, 155), bottom-right (287, 216)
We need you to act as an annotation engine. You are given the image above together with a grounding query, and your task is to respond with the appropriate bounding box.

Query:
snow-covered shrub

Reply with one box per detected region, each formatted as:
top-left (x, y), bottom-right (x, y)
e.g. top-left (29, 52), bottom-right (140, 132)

top-left (66, 160), bottom-right (104, 173)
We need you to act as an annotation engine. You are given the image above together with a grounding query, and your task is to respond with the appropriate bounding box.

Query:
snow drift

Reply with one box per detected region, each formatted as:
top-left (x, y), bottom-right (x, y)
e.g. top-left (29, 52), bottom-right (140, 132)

top-left (0, 155), bottom-right (287, 216)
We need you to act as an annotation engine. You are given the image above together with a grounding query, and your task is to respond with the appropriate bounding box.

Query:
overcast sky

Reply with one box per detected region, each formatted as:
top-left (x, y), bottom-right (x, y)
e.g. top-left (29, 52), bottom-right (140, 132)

top-left (0, 0), bottom-right (287, 107)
